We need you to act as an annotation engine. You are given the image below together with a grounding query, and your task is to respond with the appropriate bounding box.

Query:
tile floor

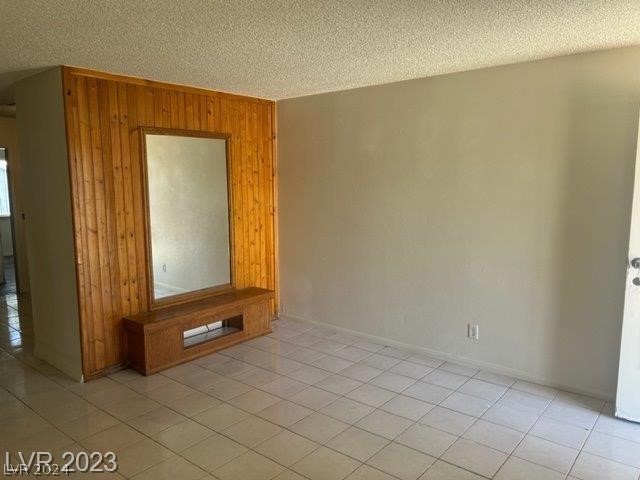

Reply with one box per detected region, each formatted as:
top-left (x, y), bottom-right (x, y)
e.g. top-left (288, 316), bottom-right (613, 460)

top-left (2, 289), bottom-right (640, 479)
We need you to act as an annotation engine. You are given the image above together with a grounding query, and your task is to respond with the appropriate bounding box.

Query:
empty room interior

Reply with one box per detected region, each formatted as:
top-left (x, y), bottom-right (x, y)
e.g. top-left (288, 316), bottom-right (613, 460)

top-left (2, 1), bottom-right (640, 479)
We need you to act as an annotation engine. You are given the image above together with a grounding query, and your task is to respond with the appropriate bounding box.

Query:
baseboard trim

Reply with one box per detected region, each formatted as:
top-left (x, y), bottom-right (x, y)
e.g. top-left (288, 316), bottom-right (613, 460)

top-left (280, 313), bottom-right (614, 402)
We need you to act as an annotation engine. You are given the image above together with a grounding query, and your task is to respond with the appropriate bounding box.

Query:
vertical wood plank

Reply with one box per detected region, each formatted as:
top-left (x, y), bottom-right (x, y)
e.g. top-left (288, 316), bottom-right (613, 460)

top-left (97, 79), bottom-right (123, 364)
top-left (77, 77), bottom-right (107, 369)
top-left (64, 73), bottom-right (95, 375)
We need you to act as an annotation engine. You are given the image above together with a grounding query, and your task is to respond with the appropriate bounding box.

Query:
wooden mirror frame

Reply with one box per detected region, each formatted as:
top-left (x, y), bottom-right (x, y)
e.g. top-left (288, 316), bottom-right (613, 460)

top-left (140, 127), bottom-right (235, 310)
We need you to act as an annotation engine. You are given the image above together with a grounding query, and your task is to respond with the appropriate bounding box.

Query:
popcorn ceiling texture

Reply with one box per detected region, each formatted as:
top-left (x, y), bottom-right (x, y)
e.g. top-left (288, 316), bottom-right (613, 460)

top-left (2, 0), bottom-right (640, 102)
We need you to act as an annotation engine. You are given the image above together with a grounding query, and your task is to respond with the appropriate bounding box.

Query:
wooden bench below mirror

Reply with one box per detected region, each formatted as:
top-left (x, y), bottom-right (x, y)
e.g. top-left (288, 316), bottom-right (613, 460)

top-left (123, 287), bottom-right (274, 375)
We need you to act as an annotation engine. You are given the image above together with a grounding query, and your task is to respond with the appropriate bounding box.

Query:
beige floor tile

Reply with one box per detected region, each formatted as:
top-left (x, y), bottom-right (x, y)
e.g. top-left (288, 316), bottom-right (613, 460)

top-left (289, 386), bottom-right (338, 410)
top-left (530, 417), bottom-right (590, 449)
top-left (258, 400), bottom-right (313, 427)
top-left (419, 406), bottom-right (475, 436)
top-left (272, 469), bottom-right (309, 480)
top-left (312, 355), bottom-right (354, 373)
top-left (583, 431), bottom-right (640, 468)
top-left (131, 456), bottom-right (207, 480)
top-left (439, 392), bottom-right (492, 418)
top-left (419, 460), bottom-right (486, 479)
top-left (284, 347), bottom-right (327, 364)
top-left (152, 418), bottom-right (214, 451)
top-left (320, 397), bottom-right (374, 424)
top-left (163, 391), bottom-right (221, 417)
top-left (403, 382), bottom-right (453, 404)
top-left (389, 361), bottom-right (433, 380)
top-left (254, 430), bottom-right (319, 466)
top-left (333, 346), bottom-right (372, 363)
top-left (463, 419), bottom-right (524, 453)
top-left (514, 435), bottom-right (579, 473)
top-left (181, 433), bottom-right (247, 472)
top-left (102, 395), bottom-right (160, 420)
top-left (458, 379), bottom-right (508, 402)
top-left (367, 442), bottom-right (435, 480)
top-left (494, 456), bottom-right (565, 480)
top-left (215, 450), bottom-right (284, 480)
top-left (355, 410), bottom-right (413, 439)
top-left (594, 413), bottom-right (640, 444)
top-left (422, 370), bottom-right (468, 390)
top-left (570, 452), bottom-right (640, 480)
top-left (286, 365), bottom-right (332, 385)
top-left (80, 422), bottom-right (144, 452)
top-left (204, 378), bottom-right (253, 401)
top-left (228, 388), bottom-right (281, 413)
top-left (180, 368), bottom-right (226, 389)
top-left (59, 410), bottom-right (120, 441)
top-left (127, 406), bottom-right (186, 435)
top-left (346, 464), bottom-right (396, 480)
top-left (5, 424), bottom-right (73, 452)
top-left (542, 401), bottom-right (599, 429)
top-left (380, 395), bottom-right (434, 421)
top-left (498, 389), bottom-right (551, 416)
top-left (260, 377), bottom-right (309, 398)
top-left (292, 446), bottom-right (361, 480)
top-left (113, 438), bottom-right (176, 478)
top-left (395, 423), bottom-right (457, 457)
top-left (145, 381), bottom-right (197, 405)
top-left (290, 411), bottom-right (349, 443)
top-left (340, 363), bottom-right (383, 382)
top-left (346, 384), bottom-right (396, 408)
top-left (370, 372), bottom-right (416, 393)
top-left (482, 403), bottom-right (540, 432)
top-left (193, 402), bottom-right (249, 431)
top-left (326, 426), bottom-right (389, 462)
top-left (222, 415), bottom-right (283, 447)
top-left (124, 373), bottom-right (173, 394)
top-left (234, 368), bottom-right (282, 387)
top-left (314, 375), bottom-right (363, 395)
top-left (39, 400), bottom-right (98, 425)
top-left (441, 438), bottom-right (508, 478)
top-left (362, 354), bottom-right (402, 370)
top-left (83, 384), bottom-right (142, 409)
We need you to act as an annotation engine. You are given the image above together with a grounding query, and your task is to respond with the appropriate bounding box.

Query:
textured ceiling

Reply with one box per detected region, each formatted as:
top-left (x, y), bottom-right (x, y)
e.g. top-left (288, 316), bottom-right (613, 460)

top-left (2, 0), bottom-right (640, 102)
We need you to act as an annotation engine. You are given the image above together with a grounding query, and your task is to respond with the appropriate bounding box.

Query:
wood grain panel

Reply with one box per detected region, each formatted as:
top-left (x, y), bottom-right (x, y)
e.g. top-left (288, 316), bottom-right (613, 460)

top-left (62, 67), bottom-right (277, 379)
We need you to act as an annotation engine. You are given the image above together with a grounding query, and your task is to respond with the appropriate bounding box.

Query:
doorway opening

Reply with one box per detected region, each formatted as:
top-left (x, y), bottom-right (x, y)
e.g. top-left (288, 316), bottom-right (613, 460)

top-left (0, 147), bottom-right (18, 294)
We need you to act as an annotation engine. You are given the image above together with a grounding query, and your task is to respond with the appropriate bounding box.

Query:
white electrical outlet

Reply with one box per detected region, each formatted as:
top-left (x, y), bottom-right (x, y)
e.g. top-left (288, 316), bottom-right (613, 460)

top-left (468, 323), bottom-right (479, 340)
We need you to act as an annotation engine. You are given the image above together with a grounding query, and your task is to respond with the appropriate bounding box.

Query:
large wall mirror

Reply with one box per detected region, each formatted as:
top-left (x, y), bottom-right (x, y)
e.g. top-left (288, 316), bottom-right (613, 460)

top-left (142, 128), bottom-right (233, 307)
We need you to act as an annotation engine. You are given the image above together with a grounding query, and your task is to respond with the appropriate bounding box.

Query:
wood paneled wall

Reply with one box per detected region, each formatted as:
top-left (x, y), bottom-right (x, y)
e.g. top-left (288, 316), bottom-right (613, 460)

top-left (61, 67), bottom-right (277, 378)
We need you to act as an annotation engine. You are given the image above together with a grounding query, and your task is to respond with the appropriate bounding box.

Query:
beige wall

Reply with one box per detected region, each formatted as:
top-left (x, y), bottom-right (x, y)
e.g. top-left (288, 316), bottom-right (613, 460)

top-left (0, 117), bottom-right (29, 291)
top-left (15, 67), bottom-right (82, 380)
top-left (278, 46), bottom-right (640, 399)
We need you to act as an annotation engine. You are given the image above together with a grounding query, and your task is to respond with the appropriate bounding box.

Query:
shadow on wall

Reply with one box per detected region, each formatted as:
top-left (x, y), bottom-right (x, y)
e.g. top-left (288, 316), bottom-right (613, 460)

top-left (550, 85), bottom-right (638, 397)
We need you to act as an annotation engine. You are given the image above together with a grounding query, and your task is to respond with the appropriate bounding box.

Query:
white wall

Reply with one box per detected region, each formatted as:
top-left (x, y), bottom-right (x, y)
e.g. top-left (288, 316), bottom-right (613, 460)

top-left (278, 46), bottom-right (640, 400)
top-left (15, 67), bottom-right (83, 380)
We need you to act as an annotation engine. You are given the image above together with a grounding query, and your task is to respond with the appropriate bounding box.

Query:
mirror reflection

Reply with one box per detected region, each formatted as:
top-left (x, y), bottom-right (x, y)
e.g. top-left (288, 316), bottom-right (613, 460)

top-left (144, 132), bottom-right (232, 301)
